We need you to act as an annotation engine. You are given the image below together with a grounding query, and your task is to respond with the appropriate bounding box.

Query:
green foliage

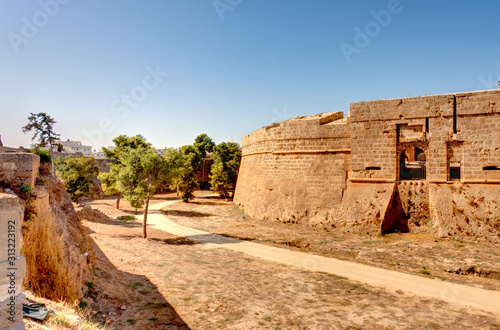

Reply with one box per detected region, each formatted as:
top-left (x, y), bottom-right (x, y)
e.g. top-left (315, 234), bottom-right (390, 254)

top-left (209, 142), bottom-right (241, 199)
top-left (30, 148), bottom-right (52, 163)
top-left (165, 145), bottom-right (201, 202)
top-left (19, 184), bottom-right (36, 222)
top-left (194, 133), bottom-right (215, 158)
top-left (115, 147), bottom-right (163, 209)
top-left (98, 166), bottom-right (121, 196)
top-left (99, 135), bottom-right (153, 199)
top-left (56, 156), bottom-right (99, 203)
top-left (20, 184), bottom-right (32, 195)
top-left (117, 215), bottom-right (136, 221)
top-left (102, 134), bottom-right (151, 159)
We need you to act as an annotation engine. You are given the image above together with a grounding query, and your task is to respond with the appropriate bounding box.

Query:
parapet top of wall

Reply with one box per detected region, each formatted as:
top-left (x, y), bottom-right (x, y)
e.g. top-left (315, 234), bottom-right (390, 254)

top-left (350, 89), bottom-right (500, 123)
top-left (242, 111), bottom-right (350, 147)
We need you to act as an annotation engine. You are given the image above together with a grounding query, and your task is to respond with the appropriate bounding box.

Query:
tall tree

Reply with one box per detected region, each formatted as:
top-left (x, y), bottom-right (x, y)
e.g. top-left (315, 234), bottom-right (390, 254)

top-left (22, 112), bottom-right (61, 176)
top-left (194, 134), bottom-right (215, 188)
top-left (114, 146), bottom-right (166, 238)
top-left (194, 133), bottom-right (215, 158)
top-left (209, 142), bottom-right (241, 199)
top-left (165, 145), bottom-right (201, 202)
top-left (56, 156), bottom-right (99, 204)
top-left (98, 135), bottom-right (151, 208)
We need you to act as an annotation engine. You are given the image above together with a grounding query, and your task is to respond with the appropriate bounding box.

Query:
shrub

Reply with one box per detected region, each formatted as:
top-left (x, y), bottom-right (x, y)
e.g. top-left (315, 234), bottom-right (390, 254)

top-left (31, 148), bottom-right (52, 163)
top-left (419, 269), bottom-right (430, 275)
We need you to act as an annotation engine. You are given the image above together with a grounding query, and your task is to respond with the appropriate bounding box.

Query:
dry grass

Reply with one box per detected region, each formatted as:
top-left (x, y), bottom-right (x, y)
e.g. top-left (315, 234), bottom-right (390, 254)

top-left (24, 291), bottom-right (106, 330)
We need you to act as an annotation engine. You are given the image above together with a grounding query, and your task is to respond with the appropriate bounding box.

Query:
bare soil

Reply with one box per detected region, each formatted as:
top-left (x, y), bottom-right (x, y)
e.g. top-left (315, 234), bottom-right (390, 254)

top-left (76, 192), bottom-right (500, 329)
top-left (157, 192), bottom-right (500, 291)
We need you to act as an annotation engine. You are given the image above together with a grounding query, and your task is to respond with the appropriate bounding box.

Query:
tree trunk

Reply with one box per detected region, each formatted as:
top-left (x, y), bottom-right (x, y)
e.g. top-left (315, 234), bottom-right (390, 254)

top-left (116, 192), bottom-right (121, 209)
top-left (49, 142), bottom-right (56, 176)
top-left (143, 172), bottom-right (153, 239)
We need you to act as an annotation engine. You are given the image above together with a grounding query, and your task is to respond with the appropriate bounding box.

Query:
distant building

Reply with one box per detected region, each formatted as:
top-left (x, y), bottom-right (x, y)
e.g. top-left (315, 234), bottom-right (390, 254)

top-left (92, 147), bottom-right (114, 159)
top-left (32, 139), bottom-right (93, 157)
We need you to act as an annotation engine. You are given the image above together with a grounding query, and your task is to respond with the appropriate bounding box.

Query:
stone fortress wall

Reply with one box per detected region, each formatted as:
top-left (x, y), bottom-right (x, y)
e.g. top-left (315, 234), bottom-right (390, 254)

top-left (0, 152), bottom-right (39, 330)
top-left (235, 89), bottom-right (500, 243)
top-left (234, 112), bottom-right (351, 224)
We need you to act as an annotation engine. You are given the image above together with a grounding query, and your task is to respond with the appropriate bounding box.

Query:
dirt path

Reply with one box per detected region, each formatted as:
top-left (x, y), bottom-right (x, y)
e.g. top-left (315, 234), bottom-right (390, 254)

top-left (147, 200), bottom-right (500, 315)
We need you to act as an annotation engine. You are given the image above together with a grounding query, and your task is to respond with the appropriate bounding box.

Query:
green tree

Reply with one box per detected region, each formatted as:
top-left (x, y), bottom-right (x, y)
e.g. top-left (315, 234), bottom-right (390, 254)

top-left (56, 156), bottom-right (99, 203)
top-left (99, 165), bottom-right (122, 207)
top-left (209, 142), bottom-right (241, 199)
top-left (194, 133), bottom-right (215, 158)
top-left (194, 134), bottom-right (215, 189)
top-left (114, 146), bottom-right (166, 238)
top-left (99, 135), bottom-right (151, 208)
top-left (22, 112), bottom-right (61, 176)
top-left (165, 145), bottom-right (201, 202)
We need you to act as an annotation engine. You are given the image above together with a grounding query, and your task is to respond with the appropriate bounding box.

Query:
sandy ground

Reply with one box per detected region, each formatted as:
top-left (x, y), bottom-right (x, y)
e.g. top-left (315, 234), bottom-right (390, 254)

top-left (152, 192), bottom-right (500, 291)
top-left (73, 192), bottom-right (500, 329)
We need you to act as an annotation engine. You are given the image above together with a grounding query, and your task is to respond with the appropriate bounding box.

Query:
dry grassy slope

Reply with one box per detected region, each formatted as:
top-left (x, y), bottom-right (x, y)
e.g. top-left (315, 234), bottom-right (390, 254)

top-left (22, 176), bottom-right (95, 302)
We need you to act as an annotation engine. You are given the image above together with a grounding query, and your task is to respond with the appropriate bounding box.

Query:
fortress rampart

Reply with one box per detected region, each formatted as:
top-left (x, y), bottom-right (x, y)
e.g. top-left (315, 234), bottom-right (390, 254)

top-left (235, 112), bottom-right (351, 224)
top-left (235, 89), bottom-right (500, 243)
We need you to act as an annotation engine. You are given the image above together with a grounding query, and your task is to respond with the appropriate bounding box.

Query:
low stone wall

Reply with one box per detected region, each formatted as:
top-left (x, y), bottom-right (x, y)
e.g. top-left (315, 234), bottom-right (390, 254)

top-left (0, 193), bottom-right (26, 330)
top-left (0, 153), bottom-right (40, 188)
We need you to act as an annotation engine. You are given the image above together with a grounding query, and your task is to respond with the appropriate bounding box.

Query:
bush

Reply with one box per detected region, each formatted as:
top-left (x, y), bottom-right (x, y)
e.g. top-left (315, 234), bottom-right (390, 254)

top-left (20, 184), bottom-right (32, 194)
top-left (31, 148), bottom-right (52, 163)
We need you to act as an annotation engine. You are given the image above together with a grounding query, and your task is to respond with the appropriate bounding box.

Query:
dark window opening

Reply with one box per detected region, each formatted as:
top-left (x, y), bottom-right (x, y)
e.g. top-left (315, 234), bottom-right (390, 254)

top-left (399, 147), bottom-right (426, 180)
top-left (425, 117), bottom-right (429, 133)
top-left (483, 166), bottom-right (500, 171)
top-left (450, 167), bottom-right (461, 180)
top-left (365, 166), bottom-right (381, 171)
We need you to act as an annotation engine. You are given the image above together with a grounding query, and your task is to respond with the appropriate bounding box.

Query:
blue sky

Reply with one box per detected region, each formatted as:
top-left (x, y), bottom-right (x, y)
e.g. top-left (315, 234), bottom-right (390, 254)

top-left (1, 1), bottom-right (499, 150)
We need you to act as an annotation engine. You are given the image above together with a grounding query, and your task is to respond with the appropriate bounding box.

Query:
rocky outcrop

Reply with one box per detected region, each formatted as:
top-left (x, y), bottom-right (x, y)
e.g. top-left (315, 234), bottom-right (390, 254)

top-left (22, 176), bottom-right (95, 301)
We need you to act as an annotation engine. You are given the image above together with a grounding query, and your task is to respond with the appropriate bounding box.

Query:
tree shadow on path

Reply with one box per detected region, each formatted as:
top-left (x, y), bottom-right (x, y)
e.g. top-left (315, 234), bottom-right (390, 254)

top-left (84, 226), bottom-right (191, 329)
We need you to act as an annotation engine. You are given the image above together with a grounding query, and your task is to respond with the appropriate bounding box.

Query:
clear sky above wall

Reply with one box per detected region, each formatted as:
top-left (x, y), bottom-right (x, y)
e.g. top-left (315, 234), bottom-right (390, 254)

top-left (0, 0), bottom-right (499, 150)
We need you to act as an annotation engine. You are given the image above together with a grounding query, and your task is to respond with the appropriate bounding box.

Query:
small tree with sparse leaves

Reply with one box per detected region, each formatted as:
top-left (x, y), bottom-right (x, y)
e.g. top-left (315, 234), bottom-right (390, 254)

top-left (22, 112), bottom-right (60, 176)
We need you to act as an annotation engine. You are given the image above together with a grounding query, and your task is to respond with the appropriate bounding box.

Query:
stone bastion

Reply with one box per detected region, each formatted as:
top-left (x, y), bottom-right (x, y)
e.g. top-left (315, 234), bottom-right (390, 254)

top-left (234, 89), bottom-right (500, 243)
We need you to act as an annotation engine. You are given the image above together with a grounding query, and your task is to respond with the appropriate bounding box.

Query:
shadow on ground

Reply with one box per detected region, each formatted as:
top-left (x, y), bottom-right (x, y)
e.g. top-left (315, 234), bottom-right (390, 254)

top-left (84, 227), bottom-right (191, 329)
